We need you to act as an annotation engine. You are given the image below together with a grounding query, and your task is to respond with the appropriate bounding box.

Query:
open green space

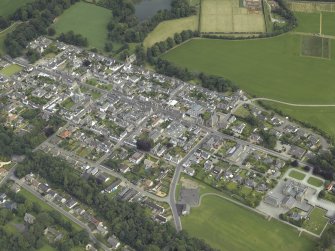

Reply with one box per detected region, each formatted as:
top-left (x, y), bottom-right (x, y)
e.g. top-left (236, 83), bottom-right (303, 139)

top-left (303, 207), bottom-right (328, 235)
top-left (0, 64), bottom-right (23, 76)
top-left (307, 177), bottom-right (324, 187)
top-left (51, 2), bottom-right (111, 51)
top-left (163, 34), bottom-right (335, 104)
top-left (182, 195), bottom-right (316, 251)
top-left (143, 16), bottom-right (198, 48)
top-left (0, 0), bottom-right (35, 17)
top-left (288, 170), bottom-right (306, 180)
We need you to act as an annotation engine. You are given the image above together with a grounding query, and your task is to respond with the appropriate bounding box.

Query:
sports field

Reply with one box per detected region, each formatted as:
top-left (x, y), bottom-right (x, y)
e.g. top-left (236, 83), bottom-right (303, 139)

top-left (51, 2), bottom-right (111, 51)
top-left (143, 16), bottom-right (198, 48)
top-left (0, 64), bottom-right (22, 76)
top-left (0, 0), bottom-right (35, 17)
top-left (182, 195), bottom-right (316, 251)
top-left (200, 0), bottom-right (265, 33)
top-left (289, 1), bottom-right (335, 13)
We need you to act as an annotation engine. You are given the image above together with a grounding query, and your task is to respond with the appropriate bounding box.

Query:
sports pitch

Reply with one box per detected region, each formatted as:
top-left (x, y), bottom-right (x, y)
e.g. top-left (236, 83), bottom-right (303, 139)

top-left (294, 12), bottom-right (335, 36)
top-left (182, 195), bottom-right (316, 251)
top-left (301, 35), bottom-right (330, 59)
top-left (200, 0), bottom-right (265, 33)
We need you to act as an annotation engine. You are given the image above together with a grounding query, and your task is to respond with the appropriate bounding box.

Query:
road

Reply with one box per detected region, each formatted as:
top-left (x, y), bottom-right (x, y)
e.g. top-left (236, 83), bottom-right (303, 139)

top-left (11, 176), bottom-right (110, 251)
top-left (168, 134), bottom-right (210, 231)
top-left (38, 141), bottom-right (168, 203)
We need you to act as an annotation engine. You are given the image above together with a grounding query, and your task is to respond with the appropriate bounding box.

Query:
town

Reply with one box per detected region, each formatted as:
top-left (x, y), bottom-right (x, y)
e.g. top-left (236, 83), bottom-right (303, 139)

top-left (0, 36), bottom-right (335, 250)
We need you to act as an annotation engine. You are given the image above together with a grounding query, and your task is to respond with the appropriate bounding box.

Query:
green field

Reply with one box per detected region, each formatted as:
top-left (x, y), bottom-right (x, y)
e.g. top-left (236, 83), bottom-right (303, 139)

top-left (307, 177), bottom-right (324, 187)
top-left (163, 34), bottom-right (335, 104)
top-left (182, 195), bottom-right (316, 251)
top-left (0, 0), bottom-right (35, 17)
top-left (143, 16), bottom-right (198, 48)
top-left (0, 64), bottom-right (23, 76)
top-left (289, 170), bottom-right (306, 180)
top-left (52, 2), bottom-right (111, 51)
top-left (303, 207), bottom-right (328, 235)
top-left (294, 12), bottom-right (335, 36)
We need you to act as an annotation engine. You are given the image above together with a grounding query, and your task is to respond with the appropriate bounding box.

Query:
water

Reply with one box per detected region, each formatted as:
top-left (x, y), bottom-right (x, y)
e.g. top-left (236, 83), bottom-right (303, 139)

top-left (135, 0), bottom-right (172, 21)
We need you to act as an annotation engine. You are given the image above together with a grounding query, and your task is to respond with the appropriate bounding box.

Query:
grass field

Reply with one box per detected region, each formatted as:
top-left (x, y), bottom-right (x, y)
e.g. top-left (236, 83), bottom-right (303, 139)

top-left (163, 34), bottom-right (335, 104)
top-left (289, 170), bottom-right (306, 180)
top-left (294, 12), bottom-right (335, 36)
top-left (0, 64), bottom-right (23, 76)
top-left (143, 16), bottom-right (198, 48)
top-left (51, 2), bottom-right (111, 51)
top-left (182, 195), bottom-right (316, 251)
top-left (307, 177), bottom-right (324, 187)
top-left (301, 35), bottom-right (330, 59)
top-left (0, 0), bottom-right (35, 17)
top-left (303, 207), bottom-right (328, 235)
top-left (200, 0), bottom-right (265, 33)
top-left (289, 2), bottom-right (335, 13)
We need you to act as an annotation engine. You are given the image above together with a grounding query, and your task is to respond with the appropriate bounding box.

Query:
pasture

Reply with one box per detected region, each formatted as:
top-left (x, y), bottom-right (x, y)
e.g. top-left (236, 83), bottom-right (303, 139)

top-left (0, 0), bottom-right (35, 17)
top-left (162, 34), bottom-right (335, 104)
top-left (51, 2), bottom-right (111, 51)
top-left (182, 195), bottom-right (316, 251)
top-left (143, 16), bottom-right (198, 48)
top-left (199, 0), bottom-right (265, 33)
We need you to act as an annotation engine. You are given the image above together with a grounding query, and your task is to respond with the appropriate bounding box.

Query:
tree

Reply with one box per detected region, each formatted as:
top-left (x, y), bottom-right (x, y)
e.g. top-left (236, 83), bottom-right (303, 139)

top-left (136, 139), bottom-right (153, 152)
top-left (47, 27), bottom-right (56, 36)
top-left (104, 42), bottom-right (113, 52)
top-left (174, 33), bottom-right (182, 44)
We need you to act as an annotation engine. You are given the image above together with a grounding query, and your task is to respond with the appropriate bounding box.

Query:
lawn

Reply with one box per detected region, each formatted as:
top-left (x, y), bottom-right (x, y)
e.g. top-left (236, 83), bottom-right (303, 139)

top-left (307, 177), bottom-right (324, 187)
top-left (0, 0), bottom-right (35, 17)
top-left (303, 207), bottom-right (328, 235)
top-left (0, 64), bottom-right (23, 76)
top-left (294, 12), bottom-right (335, 36)
top-left (182, 195), bottom-right (316, 251)
top-left (288, 170), bottom-right (306, 180)
top-left (52, 2), bottom-right (111, 51)
top-left (143, 16), bottom-right (198, 48)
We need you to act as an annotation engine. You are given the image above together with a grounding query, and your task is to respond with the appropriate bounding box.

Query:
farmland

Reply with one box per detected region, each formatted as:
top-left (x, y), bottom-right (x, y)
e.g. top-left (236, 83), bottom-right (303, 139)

top-left (51, 2), bottom-right (111, 51)
top-left (199, 0), bottom-right (265, 33)
top-left (162, 34), bottom-right (335, 104)
top-left (0, 0), bottom-right (35, 17)
top-left (182, 195), bottom-right (316, 251)
top-left (143, 16), bottom-right (198, 48)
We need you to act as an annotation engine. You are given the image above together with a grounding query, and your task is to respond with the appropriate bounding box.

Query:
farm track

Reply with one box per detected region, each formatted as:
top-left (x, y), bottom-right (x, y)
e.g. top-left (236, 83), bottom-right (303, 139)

top-left (251, 97), bottom-right (335, 107)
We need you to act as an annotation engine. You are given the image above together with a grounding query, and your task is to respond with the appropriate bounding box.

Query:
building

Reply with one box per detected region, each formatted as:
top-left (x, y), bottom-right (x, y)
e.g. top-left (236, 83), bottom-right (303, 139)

top-left (107, 235), bottom-right (120, 250)
top-left (24, 213), bottom-right (36, 224)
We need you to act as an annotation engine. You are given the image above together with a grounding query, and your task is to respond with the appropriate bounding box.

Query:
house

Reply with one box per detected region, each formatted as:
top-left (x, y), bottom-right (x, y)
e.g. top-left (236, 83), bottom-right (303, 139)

top-left (119, 164), bottom-right (130, 174)
top-left (96, 172), bottom-right (110, 183)
top-left (107, 235), bottom-right (120, 250)
top-left (288, 145), bottom-right (306, 159)
top-left (263, 195), bottom-right (281, 207)
top-left (0, 193), bottom-right (7, 204)
top-left (11, 184), bottom-right (21, 193)
top-left (155, 214), bottom-right (167, 224)
top-left (281, 196), bottom-right (296, 209)
top-left (65, 198), bottom-right (78, 209)
top-left (183, 167), bottom-right (195, 176)
top-left (24, 213), bottom-right (36, 224)
top-left (38, 183), bottom-right (50, 194)
top-left (181, 204), bottom-right (191, 215)
top-left (86, 244), bottom-right (98, 251)
top-left (143, 200), bottom-right (165, 214)
top-left (105, 180), bottom-right (122, 193)
top-left (129, 152), bottom-right (145, 164)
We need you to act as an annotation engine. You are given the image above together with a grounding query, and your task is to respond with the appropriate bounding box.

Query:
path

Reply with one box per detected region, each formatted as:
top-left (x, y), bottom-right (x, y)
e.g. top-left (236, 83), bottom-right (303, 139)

top-left (250, 97), bottom-right (335, 107)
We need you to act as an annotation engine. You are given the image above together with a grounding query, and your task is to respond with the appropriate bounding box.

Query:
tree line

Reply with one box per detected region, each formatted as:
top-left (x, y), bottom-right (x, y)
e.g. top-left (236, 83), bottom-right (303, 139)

top-left (100, 0), bottom-right (196, 45)
top-left (15, 152), bottom-right (217, 251)
top-left (4, 0), bottom-right (79, 57)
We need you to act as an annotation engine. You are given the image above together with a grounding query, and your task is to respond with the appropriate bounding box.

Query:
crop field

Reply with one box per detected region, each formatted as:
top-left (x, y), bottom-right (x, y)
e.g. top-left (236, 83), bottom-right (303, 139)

top-left (143, 16), bottom-right (198, 48)
top-left (199, 0), bottom-right (265, 33)
top-left (301, 35), bottom-right (330, 59)
top-left (289, 1), bottom-right (335, 13)
top-left (52, 2), bottom-right (111, 51)
top-left (182, 195), bottom-right (316, 251)
top-left (0, 0), bottom-right (35, 17)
